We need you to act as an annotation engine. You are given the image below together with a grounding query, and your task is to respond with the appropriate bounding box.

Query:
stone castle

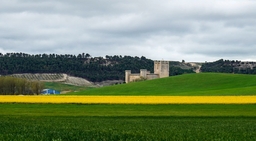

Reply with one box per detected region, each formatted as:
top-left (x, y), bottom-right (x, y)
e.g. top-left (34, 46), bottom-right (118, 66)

top-left (125, 61), bottom-right (169, 83)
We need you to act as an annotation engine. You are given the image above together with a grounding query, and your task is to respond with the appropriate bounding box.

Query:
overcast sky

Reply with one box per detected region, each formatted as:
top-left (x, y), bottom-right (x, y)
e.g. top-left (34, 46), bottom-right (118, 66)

top-left (0, 0), bottom-right (256, 62)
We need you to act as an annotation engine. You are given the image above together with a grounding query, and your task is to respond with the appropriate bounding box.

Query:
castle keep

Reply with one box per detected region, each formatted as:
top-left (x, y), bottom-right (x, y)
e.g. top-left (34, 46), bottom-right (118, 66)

top-left (125, 61), bottom-right (169, 83)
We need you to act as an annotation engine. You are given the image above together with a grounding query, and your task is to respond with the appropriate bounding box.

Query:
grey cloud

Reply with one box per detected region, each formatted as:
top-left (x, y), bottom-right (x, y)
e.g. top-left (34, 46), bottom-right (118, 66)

top-left (0, 0), bottom-right (256, 62)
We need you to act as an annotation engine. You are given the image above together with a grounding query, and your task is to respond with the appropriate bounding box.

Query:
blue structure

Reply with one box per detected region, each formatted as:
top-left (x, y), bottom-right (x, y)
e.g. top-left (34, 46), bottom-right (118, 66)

top-left (41, 89), bottom-right (60, 95)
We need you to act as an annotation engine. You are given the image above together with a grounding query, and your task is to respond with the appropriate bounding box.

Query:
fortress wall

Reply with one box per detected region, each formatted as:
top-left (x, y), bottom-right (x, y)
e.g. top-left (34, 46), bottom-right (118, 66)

top-left (146, 74), bottom-right (159, 80)
top-left (129, 74), bottom-right (141, 82)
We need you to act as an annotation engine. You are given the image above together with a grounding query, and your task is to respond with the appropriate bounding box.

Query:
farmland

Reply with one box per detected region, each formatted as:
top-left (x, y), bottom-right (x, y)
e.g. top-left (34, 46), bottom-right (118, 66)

top-left (1, 95), bottom-right (256, 104)
top-left (1, 104), bottom-right (256, 117)
top-left (1, 73), bottom-right (256, 140)
top-left (0, 104), bottom-right (256, 140)
top-left (1, 116), bottom-right (255, 141)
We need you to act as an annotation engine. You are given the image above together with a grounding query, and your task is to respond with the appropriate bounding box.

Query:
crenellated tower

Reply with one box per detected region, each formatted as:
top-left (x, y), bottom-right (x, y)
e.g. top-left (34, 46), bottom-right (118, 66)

top-left (154, 61), bottom-right (169, 78)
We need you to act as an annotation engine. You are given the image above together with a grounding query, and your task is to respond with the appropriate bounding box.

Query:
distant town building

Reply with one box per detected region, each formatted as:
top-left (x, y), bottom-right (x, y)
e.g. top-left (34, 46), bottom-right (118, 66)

top-left (125, 60), bottom-right (169, 83)
top-left (41, 89), bottom-right (60, 95)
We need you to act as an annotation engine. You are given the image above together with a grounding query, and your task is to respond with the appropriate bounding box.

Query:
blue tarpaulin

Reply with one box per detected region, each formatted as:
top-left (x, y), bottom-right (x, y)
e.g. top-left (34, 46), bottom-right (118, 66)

top-left (41, 89), bottom-right (60, 95)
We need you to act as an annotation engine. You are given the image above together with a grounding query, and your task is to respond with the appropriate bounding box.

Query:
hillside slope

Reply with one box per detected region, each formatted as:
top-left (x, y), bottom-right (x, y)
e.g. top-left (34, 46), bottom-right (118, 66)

top-left (10, 73), bottom-right (93, 86)
top-left (0, 53), bottom-right (198, 82)
top-left (70, 73), bottom-right (256, 96)
top-left (0, 53), bottom-right (154, 82)
top-left (201, 59), bottom-right (256, 74)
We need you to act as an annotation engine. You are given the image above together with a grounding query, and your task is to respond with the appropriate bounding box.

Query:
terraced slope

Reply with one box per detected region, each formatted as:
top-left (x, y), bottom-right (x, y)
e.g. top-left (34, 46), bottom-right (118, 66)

top-left (10, 73), bottom-right (93, 86)
top-left (71, 73), bottom-right (256, 96)
top-left (11, 73), bottom-right (65, 81)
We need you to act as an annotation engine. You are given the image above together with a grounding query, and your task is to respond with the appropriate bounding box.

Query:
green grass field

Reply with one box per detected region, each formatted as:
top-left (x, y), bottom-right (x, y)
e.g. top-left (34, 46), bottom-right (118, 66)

top-left (68, 73), bottom-right (256, 95)
top-left (44, 82), bottom-right (90, 93)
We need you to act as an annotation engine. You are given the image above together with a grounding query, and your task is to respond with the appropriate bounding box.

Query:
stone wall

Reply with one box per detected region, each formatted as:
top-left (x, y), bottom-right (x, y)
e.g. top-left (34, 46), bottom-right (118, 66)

top-left (146, 74), bottom-right (159, 80)
top-left (129, 74), bottom-right (141, 82)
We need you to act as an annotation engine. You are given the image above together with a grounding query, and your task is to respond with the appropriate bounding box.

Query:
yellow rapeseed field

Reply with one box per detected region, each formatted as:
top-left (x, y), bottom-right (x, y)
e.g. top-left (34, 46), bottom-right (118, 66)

top-left (0, 96), bottom-right (256, 104)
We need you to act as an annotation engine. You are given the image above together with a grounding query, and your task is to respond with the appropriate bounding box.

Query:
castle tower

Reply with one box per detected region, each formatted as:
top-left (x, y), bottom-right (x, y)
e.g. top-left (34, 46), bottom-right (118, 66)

top-left (125, 70), bottom-right (131, 83)
top-left (154, 61), bottom-right (169, 78)
top-left (140, 69), bottom-right (147, 78)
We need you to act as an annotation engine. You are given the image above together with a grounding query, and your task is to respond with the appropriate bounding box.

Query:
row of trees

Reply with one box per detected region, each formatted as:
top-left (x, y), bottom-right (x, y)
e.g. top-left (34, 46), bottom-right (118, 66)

top-left (169, 67), bottom-right (194, 76)
top-left (0, 76), bottom-right (44, 95)
top-left (0, 52), bottom-right (91, 59)
top-left (201, 59), bottom-right (256, 74)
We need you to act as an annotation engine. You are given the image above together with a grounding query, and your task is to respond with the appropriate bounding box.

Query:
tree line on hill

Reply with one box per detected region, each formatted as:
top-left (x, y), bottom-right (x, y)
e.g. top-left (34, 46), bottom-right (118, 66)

top-left (169, 61), bottom-right (195, 75)
top-left (201, 59), bottom-right (256, 74)
top-left (0, 76), bottom-right (44, 95)
top-left (0, 52), bottom-right (194, 82)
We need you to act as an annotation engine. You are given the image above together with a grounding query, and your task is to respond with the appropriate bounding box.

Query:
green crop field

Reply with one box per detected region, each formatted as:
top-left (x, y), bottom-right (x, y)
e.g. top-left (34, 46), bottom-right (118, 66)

top-left (1, 116), bottom-right (255, 141)
top-left (1, 103), bottom-right (256, 117)
top-left (68, 73), bottom-right (256, 96)
top-left (0, 103), bottom-right (256, 140)
top-left (2, 73), bottom-right (256, 140)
